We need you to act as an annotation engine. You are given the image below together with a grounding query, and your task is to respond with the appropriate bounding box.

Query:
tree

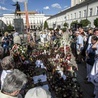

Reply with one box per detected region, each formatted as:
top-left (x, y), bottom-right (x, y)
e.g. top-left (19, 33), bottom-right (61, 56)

top-left (80, 19), bottom-right (91, 27)
top-left (63, 22), bottom-right (68, 28)
top-left (44, 21), bottom-right (48, 29)
top-left (94, 18), bottom-right (98, 27)
top-left (70, 20), bottom-right (78, 27)
top-left (6, 24), bottom-right (14, 32)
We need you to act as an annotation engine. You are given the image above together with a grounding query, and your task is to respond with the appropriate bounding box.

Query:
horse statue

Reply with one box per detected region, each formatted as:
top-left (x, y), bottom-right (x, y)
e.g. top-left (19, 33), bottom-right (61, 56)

top-left (13, 2), bottom-right (21, 16)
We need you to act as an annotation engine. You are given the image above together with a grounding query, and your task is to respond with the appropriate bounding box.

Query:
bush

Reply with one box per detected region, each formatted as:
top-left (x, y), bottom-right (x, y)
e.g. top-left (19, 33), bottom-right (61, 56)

top-left (80, 19), bottom-right (91, 27)
top-left (6, 24), bottom-right (14, 32)
top-left (94, 18), bottom-right (98, 27)
top-left (63, 22), bottom-right (68, 28)
top-left (49, 28), bottom-right (54, 30)
top-left (61, 28), bottom-right (66, 32)
top-left (70, 21), bottom-right (78, 27)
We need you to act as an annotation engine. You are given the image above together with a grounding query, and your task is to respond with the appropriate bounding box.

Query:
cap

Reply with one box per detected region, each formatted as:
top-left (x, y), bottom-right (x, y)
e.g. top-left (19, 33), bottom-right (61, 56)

top-left (25, 87), bottom-right (51, 98)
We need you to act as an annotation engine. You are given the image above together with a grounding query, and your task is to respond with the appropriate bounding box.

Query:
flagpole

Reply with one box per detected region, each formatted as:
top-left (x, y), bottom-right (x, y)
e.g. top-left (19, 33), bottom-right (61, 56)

top-left (24, 1), bottom-right (29, 32)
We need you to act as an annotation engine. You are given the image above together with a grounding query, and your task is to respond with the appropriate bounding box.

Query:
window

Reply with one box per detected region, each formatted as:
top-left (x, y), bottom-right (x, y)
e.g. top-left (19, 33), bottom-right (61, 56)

top-left (89, 8), bottom-right (93, 16)
top-left (64, 16), bottom-right (66, 20)
top-left (83, 10), bottom-right (86, 17)
top-left (68, 15), bottom-right (70, 19)
top-left (96, 6), bottom-right (98, 15)
top-left (74, 13), bottom-right (76, 19)
top-left (79, 11), bottom-right (81, 18)
top-left (71, 14), bottom-right (72, 19)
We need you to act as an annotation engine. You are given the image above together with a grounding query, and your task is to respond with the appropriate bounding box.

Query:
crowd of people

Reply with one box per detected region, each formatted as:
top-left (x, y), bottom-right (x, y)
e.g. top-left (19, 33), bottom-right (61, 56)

top-left (0, 27), bottom-right (98, 98)
top-left (72, 27), bottom-right (98, 98)
top-left (0, 28), bottom-right (79, 98)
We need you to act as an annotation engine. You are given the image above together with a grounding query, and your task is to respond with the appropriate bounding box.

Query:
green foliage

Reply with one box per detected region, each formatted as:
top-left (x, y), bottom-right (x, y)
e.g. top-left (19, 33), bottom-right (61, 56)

top-left (49, 28), bottom-right (54, 30)
top-left (80, 19), bottom-right (91, 27)
top-left (61, 28), bottom-right (66, 32)
top-left (94, 18), bottom-right (98, 27)
top-left (6, 24), bottom-right (14, 32)
top-left (44, 21), bottom-right (49, 29)
top-left (63, 22), bottom-right (68, 27)
top-left (70, 21), bottom-right (78, 27)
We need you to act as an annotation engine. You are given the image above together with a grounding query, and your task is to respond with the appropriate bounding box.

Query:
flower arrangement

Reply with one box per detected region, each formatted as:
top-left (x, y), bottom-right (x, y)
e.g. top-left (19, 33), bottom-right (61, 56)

top-left (11, 44), bottom-right (27, 58)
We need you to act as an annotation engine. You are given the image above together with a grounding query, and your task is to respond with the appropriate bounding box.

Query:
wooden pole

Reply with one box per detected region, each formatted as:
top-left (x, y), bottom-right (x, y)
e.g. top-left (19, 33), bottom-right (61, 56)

top-left (24, 1), bottom-right (29, 32)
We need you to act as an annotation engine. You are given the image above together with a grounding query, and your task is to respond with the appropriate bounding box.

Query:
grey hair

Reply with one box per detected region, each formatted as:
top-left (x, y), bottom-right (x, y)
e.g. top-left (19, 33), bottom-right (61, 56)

top-left (1, 56), bottom-right (15, 70)
top-left (2, 69), bottom-right (28, 94)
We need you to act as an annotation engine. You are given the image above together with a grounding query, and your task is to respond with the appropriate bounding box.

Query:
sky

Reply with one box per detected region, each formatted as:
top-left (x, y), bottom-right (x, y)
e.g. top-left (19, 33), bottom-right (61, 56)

top-left (0, 0), bottom-right (71, 15)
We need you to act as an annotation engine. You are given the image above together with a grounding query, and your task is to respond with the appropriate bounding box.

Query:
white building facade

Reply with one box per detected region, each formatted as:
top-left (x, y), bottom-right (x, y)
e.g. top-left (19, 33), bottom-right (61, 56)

top-left (47, 0), bottom-right (98, 29)
top-left (0, 13), bottom-right (50, 29)
top-left (71, 0), bottom-right (86, 7)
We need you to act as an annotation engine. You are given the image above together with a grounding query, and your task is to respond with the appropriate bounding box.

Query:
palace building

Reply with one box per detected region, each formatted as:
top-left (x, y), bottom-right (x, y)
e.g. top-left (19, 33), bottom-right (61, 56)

top-left (0, 12), bottom-right (50, 30)
top-left (47, 0), bottom-right (98, 28)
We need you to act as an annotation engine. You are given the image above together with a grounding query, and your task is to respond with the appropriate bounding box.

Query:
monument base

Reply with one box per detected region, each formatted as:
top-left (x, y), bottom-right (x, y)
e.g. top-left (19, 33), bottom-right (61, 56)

top-left (14, 18), bottom-right (24, 33)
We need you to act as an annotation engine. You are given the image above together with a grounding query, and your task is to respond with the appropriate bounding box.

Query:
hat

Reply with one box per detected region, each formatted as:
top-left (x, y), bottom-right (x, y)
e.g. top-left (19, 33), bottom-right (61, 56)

top-left (25, 87), bottom-right (51, 98)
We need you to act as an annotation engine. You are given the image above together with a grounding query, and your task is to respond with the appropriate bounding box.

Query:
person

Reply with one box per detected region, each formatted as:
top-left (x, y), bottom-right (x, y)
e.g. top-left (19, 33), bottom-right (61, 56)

top-left (9, 32), bottom-right (14, 49)
top-left (85, 35), bottom-right (96, 83)
top-left (25, 87), bottom-right (51, 98)
top-left (1, 32), bottom-right (10, 56)
top-left (0, 56), bottom-right (15, 89)
top-left (30, 30), bottom-right (35, 42)
top-left (0, 46), bottom-right (4, 72)
top-left (0, 46), bottom-right (4, 60)
top-left (13, 31), bottom-right (21, 45)
top-left (0, 69), bottom-right (28, 98)
top-left (13, 30), bottom-right (19, 37)
top-left (75, 31), bottom-right (84, 63)
top-left (27, 32), bottom-right (32, 43)
top-left (86, 28), bottom-right (94, 51)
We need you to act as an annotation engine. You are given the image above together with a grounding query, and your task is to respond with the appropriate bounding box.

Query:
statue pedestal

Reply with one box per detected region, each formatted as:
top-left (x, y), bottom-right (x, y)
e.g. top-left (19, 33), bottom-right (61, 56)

top-left (14, 18), bottom-right (24, 33)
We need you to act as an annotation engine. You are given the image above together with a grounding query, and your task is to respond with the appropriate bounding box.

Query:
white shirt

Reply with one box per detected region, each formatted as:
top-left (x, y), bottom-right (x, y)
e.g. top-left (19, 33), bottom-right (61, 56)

top-left (1, 70), bottom-right (13, 89)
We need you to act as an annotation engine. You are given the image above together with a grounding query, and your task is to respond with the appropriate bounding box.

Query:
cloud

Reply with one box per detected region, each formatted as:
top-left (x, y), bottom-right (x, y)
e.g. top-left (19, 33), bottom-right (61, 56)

top-left (51, 3), bottom-right (61, 9)
top-left (12, 0), bottom-right (28, 3)
top-left (0, 6), bottom-right (13, 11)
top-left (43, 6), bottom-right (50, 10)
top-left (64, 6), bottom-right (68, 8)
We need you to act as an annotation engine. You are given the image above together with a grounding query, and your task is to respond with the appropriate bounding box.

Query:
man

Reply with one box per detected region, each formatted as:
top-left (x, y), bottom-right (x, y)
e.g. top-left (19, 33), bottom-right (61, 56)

top-left (0, 69), bottom-right (28, 98)
top-left (75, 31), bottom-right (84, 63)
top-left (94, 28), bottom-right (98, 37)
top-left (0, 56), bottom-right (15, 89)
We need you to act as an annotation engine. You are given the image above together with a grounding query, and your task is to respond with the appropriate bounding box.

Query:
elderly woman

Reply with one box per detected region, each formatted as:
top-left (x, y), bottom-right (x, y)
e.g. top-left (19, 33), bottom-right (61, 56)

top-left (0, 69), bottom-right (28, 98)
top-left (0, 56), bottom-right (15, 89)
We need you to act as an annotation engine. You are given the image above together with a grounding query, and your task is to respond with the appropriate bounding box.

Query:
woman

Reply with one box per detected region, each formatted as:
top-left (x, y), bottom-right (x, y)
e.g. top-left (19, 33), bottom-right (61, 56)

top-left (90, 35), bottom-right (98, 98)
top-left (1, 32), bottom-right (9, 56)
top-left (85, 35), bottom-right (96, 83)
